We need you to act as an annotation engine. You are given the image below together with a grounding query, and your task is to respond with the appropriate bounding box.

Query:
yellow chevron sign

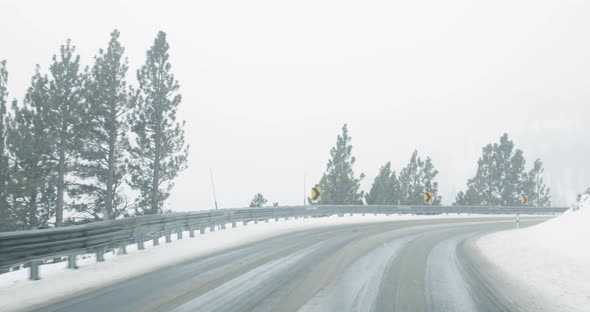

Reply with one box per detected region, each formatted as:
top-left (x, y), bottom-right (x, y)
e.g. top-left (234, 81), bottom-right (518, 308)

top-left (423, 192), bottom-right (433, 204)
top-left (521, 194), bottom-right (529, 205)
top-left (311, 187), bottom-right (321, 201)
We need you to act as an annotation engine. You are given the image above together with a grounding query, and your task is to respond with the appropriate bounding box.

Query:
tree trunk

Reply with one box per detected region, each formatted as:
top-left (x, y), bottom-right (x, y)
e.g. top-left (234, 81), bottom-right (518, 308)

top-left (0, 105), bottom-right (6, 228)
top-left (151, 111), bottom-right (161, 215)
top-left (28, 191), bottom-right (37, 229)
top-left (104, 107), bottom-right (116, 220)
top-left (104, 146), bottom-right (114, 220)
top-left (0, 126), bottom-right (6, 226)
top-left (55, 126), bottom-right (66, 227)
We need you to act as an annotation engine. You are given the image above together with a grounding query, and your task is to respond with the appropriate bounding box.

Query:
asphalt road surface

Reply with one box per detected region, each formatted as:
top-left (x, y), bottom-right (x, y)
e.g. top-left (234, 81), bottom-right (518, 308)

top-left (35, 217), bottom-right (547, 312)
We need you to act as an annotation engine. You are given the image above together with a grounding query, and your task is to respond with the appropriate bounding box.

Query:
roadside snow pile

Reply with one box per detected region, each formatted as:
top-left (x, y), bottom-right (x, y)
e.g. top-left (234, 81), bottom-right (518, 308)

top-left (477, 192), bottom-right (590, 312)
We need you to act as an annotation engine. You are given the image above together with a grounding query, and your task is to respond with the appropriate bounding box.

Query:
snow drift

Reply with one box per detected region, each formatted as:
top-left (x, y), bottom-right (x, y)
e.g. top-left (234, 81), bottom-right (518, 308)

top-left (477, 190), bottom-right (590, 312)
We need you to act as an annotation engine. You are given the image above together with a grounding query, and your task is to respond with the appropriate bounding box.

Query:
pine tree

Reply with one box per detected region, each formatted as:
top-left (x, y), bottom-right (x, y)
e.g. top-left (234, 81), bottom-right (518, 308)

top-left (72, 30), bottom-right (130, 221)
top-left (496, 134), bottom-right (526, 206)
top-left (453, 191), bottom-right (468, 206)
top-left (249, 193), bottom-right (268, 208)
top-left (457, 133), bottom-right (550, 207)
top-left (523, 159), bottom-right (551, 207)
top-left (317, 124), bottom-right (364, 205)
top-left (0, 60), bottom-right (12, 231)
top-left (128, 31), bottom-right (189, 215)
top-left (422, 156), bottom-right (441, 204)
top-left (47, 40), bottom-right (84, 226)
top-left (6, 68), bottom-right (57, 229)
top-left (365, 162), bottom-right (399, 205)
top-left (398, 150), bottom-right (441, 205)
top-left (461, 145), bottom-right (496, 206)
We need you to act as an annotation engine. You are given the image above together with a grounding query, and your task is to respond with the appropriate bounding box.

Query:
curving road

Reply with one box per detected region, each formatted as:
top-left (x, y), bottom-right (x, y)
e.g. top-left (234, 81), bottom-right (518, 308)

top-left (35, 217), bottom-right (546, 312)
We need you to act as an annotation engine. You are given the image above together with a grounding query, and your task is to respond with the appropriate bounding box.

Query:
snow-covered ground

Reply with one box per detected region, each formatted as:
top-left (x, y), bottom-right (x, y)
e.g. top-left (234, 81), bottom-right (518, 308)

top-left (1, 213), bottom-right (515, 312)
top-left (477, 193), bottom-right (590, 312)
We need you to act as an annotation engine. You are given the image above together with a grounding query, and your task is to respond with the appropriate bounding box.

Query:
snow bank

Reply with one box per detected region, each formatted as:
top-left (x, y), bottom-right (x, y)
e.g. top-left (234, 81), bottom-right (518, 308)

top-left (0, 213), bottom-right (510, 312)
top-left (477, 194), bottom-right (590, 312)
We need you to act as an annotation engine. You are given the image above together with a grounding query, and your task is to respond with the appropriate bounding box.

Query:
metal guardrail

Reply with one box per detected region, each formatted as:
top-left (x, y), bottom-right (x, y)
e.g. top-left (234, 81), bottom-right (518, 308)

top-left (0, 205), bottom-right (569, 280)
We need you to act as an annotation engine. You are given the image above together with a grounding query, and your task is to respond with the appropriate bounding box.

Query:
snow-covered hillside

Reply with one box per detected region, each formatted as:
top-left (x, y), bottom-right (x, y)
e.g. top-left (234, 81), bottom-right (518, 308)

top-left (477, 191), bottom-right (590, 312)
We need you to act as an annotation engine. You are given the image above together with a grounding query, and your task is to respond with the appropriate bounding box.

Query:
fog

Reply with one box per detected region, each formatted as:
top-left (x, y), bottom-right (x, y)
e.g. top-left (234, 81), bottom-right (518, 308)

top-left (1, 0), bottom-right (589, 209)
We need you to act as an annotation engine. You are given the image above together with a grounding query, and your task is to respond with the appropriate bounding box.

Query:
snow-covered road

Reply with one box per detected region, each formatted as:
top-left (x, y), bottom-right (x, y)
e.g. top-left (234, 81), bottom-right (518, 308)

top-left (0, 215), bottom-right (552, 312)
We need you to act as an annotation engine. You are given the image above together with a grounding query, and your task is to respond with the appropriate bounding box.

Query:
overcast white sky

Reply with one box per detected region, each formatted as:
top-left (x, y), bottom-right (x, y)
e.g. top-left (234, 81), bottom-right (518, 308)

top-left (1, 0), bottom-right (589, 209)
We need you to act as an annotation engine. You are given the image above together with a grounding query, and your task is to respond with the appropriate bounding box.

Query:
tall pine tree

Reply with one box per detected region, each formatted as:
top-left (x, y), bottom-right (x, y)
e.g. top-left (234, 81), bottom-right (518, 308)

top-left (47, 40), bottom-right (84, 226)
top-left (523, 159), bottom-right (551, 207)
top-left (128, 31), bottom-right (188, 215)
top-left (456, 133), bottom-right (550, 206)
top-left (398, 150), bottom-right (441, 205)
top-left (317, 124), bottom-right (364, 205)
top-left (6, 68), bottom-right (57, 229)
top-left (72, 30), bottom-right (130, 221)
top-left (365, 162), bottom-right (400, 205)
top-left (0, 60), bottom-right (12, 231)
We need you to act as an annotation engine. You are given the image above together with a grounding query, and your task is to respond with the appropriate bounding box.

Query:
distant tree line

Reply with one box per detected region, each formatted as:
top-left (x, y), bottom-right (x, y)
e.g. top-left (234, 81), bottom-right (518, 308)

top-left (0, 30), bottom-right (188, 231)
top-left (306, 124), bottom-right (550, 207)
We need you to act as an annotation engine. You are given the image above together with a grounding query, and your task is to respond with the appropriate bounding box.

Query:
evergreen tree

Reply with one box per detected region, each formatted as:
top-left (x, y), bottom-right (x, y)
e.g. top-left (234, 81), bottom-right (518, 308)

top-left (453, 191), bottom-right (468, 206)
top-left (398, 150), bottom-right (441, 205)
top-left (72, 30), bottom-right (130, 221)
top-left (0, 60), bottom-right (12, 231)
top-left (457, 133), bottom-right (550, 206)
top-left (128, 31), bottom-right (189, 215)
top-left (422, 156), bottom-right (441, 204)
top-left (523, 159), bottom-right (551, 207)
top-left (6, 68), bottom-right (57, 229)
top-left (47, 40), bottom-right (84, 226)
top-left (461, 145), bottom-right (496, 206)
top-left (496, 134), bottom-right (526, 205)
top-left (249, 193), bottom-right (267, 208)
top-left (365, 162), bottom-right (399, 205)
top-left (317, 124), bottom-right (364, 205)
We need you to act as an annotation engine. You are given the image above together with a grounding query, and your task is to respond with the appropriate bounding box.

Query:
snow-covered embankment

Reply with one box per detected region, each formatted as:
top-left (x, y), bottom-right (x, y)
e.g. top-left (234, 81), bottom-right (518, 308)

top-left (477, 192), bottom-right (590, 312)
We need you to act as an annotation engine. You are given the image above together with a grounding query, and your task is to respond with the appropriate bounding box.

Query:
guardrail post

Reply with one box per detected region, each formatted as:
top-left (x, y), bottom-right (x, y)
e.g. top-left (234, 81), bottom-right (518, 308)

top-left (137, 238), bottom-right (145, 250)
top-left (349, 212), bottom-right (353, 216)
top-left (177, 230), bottom-right (183, 240)
top-left (118, 243), bottom-right (127, 255)
top-left (166, 231), bottom-right (172, 243)
top-left (275, 217), bottom-right (279, 222)
top-left (265, 219), bottom-right (269, 223)
top-left (29, 260), bottom-right (41, 280)
top-left (232, 221), bottom-right (237, 228)
top-left (210, 225), bottom-right (216, 232)
top-left (221, 223), bottom-right (226, 230)
top-left (243, 221), bottom-right (248, 226)
top-left (153, 237), bottom-right (159, 246)
top-left (200, 227), bottom-right (206, 234)
top-left (189, 227), bottom-right (195, 237)
top-left (254, 220), bottom-right (259, 224)
top-left (96, 247), bottom-right (105, 262)
top-left (67, 255), bottom-right (77, 269)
